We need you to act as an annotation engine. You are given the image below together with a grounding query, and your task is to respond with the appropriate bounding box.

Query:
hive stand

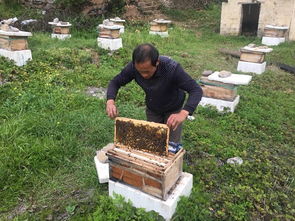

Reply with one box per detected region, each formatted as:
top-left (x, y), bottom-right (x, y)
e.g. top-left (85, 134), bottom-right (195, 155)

top-left (0, 30), bottom-right (32, 66)
top-left (109, 172), bottom-right (193, 221)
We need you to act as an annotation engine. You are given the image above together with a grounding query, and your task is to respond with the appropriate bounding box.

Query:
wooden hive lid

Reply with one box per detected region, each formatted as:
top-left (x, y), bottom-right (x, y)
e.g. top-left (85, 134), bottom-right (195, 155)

top-left (114, 117), bottom-right (169, 156)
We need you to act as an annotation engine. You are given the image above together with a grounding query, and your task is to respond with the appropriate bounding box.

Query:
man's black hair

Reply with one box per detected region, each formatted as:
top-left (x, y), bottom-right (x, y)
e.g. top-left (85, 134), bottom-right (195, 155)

top-left (132, 43), bottom-right (159, 67)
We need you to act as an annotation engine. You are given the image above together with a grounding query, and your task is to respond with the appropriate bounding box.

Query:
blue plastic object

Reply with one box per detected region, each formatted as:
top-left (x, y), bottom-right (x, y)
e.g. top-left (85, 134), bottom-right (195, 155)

top-left (168, 141), bottom-right (183, 154)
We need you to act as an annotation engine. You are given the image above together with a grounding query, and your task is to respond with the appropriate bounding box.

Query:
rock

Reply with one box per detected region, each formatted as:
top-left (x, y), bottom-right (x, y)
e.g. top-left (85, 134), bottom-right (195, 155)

top-left (96, 143), bottom-right (115, 163)
top-left (187, 115), bottom-right (195, 121)
top-left (102, 143), bottom-right (115, 152)
top-left (202, 70), bottom-right (213, 76)
top-left (218, 70), bottom-right (232, 78)
top-left (226, 157), bottom-right (243, 165)
top-left (53, 18), bottom-right (59, 23)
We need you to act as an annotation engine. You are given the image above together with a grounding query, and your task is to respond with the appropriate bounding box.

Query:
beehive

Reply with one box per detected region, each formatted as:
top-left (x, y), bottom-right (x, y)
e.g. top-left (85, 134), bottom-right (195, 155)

top-left (48, 21), bottom-right (72, 35)
top-left (98, 25), bottom-right (121, 39)
top-left (264, 26), bottom-right (288, 38)
top-left (150, 22), bottom-right (168, 32)
top-left (107, 117), bottom-right (185, 200)
top-left (0, 35), bottom-right (28, 51)
top-left (53, 26), bottom-right (70, 34)
top-left (240, 48), bottom-right (265, 63)
top-left (200, 77), bottom-right (237, 101)
top-left (0, 30), bottom-right (31, 51)
top-left (110, 18), bottom-right (125, 27)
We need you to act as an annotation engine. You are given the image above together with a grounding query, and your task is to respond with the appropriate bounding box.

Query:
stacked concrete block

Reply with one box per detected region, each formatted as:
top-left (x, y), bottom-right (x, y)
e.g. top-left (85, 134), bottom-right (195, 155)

top-left (109, 172), bottom-right (193, 221)
top-left (262, 25), bottom-right (289, 46)
top-left (110, 17), bottom-right (126, 33)
top-left (0, 18), bottom-right (32, 66)
top-left (149, 19), bottom-right (171, 37)
top-left (48, 18), bottom-right (72, 40)
top-left (199, 71), bottom-right (252, 112)
top-left (237, 45), bottom-right (273, 74)
top-left (97, 19), bottom-right (122, 51)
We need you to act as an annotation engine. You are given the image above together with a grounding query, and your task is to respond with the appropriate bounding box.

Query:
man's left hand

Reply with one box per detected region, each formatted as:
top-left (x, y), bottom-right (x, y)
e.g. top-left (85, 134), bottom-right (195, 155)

top-left (167, 110), bottom-right (189, 131)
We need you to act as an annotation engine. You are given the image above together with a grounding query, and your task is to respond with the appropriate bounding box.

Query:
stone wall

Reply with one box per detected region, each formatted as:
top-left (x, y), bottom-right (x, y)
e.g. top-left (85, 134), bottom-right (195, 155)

top-left (220, 0), bottom-right (295, 40)
top-left (20, 0), bottom-right (55, 9)
top-left (18, 0), bottom-right (165, 16)
top-left (20, 0), bottom-right (110, 15)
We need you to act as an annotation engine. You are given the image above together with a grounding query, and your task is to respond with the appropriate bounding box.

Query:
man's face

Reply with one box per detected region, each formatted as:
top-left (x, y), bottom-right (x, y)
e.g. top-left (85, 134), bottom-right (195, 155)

top-left (135, 60), bottom-right (159, 79)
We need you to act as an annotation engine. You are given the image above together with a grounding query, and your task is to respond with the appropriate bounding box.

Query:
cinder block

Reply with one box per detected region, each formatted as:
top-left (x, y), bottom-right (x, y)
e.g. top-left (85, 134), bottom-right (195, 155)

top-left (97, 37), bottom-right (122, 51)
top-left (0, 49), bottom-right (32, 66)
top-left (94, 156), bottom-right (109, 183)
top-left (237, 61), bottom-right (266, 75)
top-left (262, 37), bottom-right (285, 46)
top-left (109, 172), bottom-right (193, 221)
top-left (149, 31), bottom-right (169, 38)
top-left (200, 95), bottom-right (240, 113)
top-left (51, 33), bottom-right (71, 40)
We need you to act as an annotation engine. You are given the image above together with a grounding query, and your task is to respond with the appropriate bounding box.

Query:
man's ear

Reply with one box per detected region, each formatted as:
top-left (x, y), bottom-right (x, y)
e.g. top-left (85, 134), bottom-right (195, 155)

top-left (156, 60), bottom-right (160, 67)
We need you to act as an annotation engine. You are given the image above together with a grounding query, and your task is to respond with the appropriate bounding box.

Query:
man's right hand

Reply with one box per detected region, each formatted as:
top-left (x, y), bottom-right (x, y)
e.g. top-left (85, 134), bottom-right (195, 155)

top-left (106, 99), bottom-right (118, 119)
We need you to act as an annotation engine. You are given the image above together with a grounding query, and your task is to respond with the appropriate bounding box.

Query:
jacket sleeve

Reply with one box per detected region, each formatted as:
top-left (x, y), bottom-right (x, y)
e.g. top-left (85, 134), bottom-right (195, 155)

top-left (107, 62), bottom-right (135, 100)
top-left (174, 64), bottom-right (203, 115)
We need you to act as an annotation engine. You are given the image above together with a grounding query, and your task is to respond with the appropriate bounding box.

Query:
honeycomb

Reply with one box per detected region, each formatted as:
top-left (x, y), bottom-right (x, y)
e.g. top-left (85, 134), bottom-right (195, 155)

top-left (115, 117), bottom-right (169, 156)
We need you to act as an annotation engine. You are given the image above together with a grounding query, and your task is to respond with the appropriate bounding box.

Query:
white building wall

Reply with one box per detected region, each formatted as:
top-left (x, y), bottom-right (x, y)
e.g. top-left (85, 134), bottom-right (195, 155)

top-left (220, 0), bottom-right (295, 40)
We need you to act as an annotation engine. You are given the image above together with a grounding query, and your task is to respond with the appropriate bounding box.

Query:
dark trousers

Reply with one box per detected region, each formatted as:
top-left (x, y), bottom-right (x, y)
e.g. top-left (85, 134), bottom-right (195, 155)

top-left (146, 107), bottom-right (182, 143)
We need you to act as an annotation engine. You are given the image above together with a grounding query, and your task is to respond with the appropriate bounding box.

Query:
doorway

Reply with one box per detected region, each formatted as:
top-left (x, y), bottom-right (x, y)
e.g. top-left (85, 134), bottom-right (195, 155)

top-left (241, 3), bottom-right (261, 36)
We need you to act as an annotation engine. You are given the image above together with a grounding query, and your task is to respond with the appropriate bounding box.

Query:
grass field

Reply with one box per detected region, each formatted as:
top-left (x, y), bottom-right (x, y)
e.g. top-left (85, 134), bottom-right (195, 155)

top-left (1, 4), bottom-right (295, 221)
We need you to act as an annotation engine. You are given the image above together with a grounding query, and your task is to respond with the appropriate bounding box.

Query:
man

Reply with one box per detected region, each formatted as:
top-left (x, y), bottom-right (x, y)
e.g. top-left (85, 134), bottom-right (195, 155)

top-left (106, 43), bottom-right (203, 143)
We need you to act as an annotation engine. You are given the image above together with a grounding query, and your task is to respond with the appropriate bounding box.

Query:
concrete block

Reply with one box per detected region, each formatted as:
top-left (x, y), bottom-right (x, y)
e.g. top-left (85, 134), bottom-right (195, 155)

top-left (109, 172), bottom-right (193, 221)
top-left (149, 31), bottom-right (169, 38)
top-left (0, 49), bottom-right (32, 66)
top-left (97, 37), bottom-right (122, 51)
top-left (200, 95), bottom-right (240, 113)
top-left (51, 33), bottom-right (71, 40)
top-left (94, 156), bottom-right (109, 183)
top-left (237, 61), bottom-right (266, 75)
top-left (262, 37), bottom-right (285, 46)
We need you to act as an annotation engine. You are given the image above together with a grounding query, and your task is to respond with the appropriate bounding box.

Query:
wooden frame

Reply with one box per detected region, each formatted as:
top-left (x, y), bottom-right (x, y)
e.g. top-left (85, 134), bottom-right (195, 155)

top-left (53, 26), bottom-right (70, 34)
top-left (99, 27), bottom-right (120, 39)
top-left (240, 49), bottom-right (265, 63)
top-left (0, 35), bottom-right (28, 51)
top-left (150, 22), bottom-right (168, 32)
top-left (200, 77), bottom-right (237, 101)
top-left (264, 27), bottom-right (287, 38)
top-left (107, 147), bottom-right (185, 200)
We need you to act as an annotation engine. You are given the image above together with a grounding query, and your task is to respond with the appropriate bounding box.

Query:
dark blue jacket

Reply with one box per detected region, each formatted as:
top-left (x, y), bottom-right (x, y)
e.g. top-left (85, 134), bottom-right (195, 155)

top-left (107, 56), bottom-right (203, 115)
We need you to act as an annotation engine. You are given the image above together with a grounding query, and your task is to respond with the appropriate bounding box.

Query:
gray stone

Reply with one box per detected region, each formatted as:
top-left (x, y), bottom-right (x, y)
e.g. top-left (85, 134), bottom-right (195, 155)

top-left (218, 70), bottom-right (232, 78)
top-left (202, 70), bottom-right (213, 76)
top-left (226, 157), bottom-right (243, 165)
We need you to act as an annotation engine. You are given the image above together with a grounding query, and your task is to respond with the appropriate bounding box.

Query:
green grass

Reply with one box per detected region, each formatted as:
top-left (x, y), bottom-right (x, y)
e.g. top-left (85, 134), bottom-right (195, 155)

top-left (1, 4), bottom-right (295, 221)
